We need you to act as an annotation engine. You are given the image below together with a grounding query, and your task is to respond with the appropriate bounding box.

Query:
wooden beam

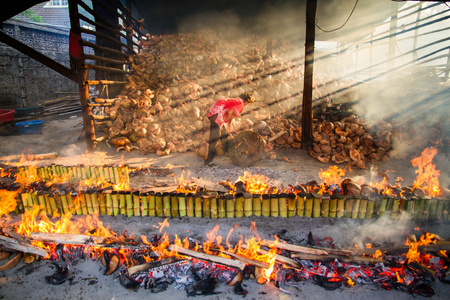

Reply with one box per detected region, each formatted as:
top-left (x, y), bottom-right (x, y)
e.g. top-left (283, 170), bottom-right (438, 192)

top-left (291, 252), bottom-right (388, 265)
top-left (0, 235), bottom-right (48, 257)
top-left (29, 232), bottom-right (106, 245)
top-left (262, 239), bottom-right (328, 256)
top-left (301, 0), bottom-right (317, 150)
top-left (0, 31), bottom-right (77, 82)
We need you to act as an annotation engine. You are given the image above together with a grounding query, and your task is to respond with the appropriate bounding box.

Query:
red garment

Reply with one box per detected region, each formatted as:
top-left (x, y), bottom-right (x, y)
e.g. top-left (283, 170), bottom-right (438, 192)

top-left (207, 98), bottom-right (244, 128)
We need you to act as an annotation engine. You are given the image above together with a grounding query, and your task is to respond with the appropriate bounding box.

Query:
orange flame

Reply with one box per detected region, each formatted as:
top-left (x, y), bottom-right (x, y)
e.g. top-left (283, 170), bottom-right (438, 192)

top-left (406, 232), bottom-right (436, 263)
top-left (319, 166), bottom-right (346, 186)
top-left (231, 172), bottom-right (276, 194)
top-left (411, 148), bottom-right (441, 197)
top-left (0, 190), bottom-right (18, 216)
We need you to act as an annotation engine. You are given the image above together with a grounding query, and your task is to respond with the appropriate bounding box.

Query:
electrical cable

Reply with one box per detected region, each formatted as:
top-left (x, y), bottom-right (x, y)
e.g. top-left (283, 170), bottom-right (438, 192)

top-left (315, 0), bottom-right (359, 33)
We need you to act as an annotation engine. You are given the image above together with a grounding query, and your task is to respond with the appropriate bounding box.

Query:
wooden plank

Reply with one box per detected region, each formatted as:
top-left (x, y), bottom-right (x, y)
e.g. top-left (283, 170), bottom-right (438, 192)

top-left (190, 178), bottom-right (228, 193)
top-left (262, 239), bottom-right (328, 256)
top-left (29, 232), bottom-right (106, 245)
top-left (291, 252), bottom-right (388, 265)
top-left (0, 235), bottom-right (48, 257)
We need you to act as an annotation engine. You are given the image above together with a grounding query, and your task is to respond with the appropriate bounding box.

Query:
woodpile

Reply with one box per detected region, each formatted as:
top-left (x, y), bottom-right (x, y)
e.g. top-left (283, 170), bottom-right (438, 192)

top-left (99, 30), bottom-right (391, 167)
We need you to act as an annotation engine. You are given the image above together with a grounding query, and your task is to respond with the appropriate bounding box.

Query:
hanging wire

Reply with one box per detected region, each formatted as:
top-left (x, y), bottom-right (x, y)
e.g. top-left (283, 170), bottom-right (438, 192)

top-left (315, 0), bottom-right (359, 33)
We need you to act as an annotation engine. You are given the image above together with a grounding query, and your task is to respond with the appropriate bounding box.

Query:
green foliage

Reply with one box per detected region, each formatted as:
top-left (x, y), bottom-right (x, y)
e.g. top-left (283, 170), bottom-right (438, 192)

top-left (18, 10), bottom-right (43, 23)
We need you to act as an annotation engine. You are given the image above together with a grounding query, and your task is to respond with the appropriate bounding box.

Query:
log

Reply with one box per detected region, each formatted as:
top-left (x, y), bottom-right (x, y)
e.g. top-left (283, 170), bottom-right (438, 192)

top-left (216, 249), bottom-right (270, 269)
top-left (127, 257), bottom-right (183, 276)
top-left (0, 235), bottom-right (48, 257)
top-left (353, 242), bottom-right (450, 256)
top-left (262, 240), bottom-right (328, 255)
top-left (268, 130), bottom-right (287, 142)
top-left (291, 252), bottom-right (388, 265)
top-left (190, 178), bottom-right (228, 193)
top-left (29, 232), bottom-right (106, 245)
top-left (241, 246), bottom-right (302, 269)
top-left (168, 244), bottom-right (246, 270)
top-left (0, 252), bottom-right (23, 271)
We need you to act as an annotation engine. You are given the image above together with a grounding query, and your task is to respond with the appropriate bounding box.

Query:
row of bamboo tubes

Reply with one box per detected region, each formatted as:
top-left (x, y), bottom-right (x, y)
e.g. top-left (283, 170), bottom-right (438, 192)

top-left (17, 165), bottom-right (129, 184)
top-left (14, 190), bottom-right (449, 221)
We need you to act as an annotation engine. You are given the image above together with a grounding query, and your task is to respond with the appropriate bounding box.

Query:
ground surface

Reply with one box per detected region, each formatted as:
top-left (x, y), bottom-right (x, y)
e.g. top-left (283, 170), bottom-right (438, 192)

top-left (0, 114), bottom-right (449, 299)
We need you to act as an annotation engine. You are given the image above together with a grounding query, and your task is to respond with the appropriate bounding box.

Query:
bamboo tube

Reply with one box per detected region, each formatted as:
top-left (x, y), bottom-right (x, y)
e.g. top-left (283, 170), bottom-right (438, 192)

top-left (270, 194), bottom-right (279, 217)
top-left (404, 197), bottom-right (415, 216)
top-left (147, 192), bottom-right (156, 217)
top-left (91, 191), bottom-right (100, 214)
top-left (358, 196), bottom-right (367, 219)
top-left (235, 193), bottom-right (244, 218)
top-left (329, 194), bottom-right (337, 218)
top-left (133, 191), bottom-right (141, 217)
top-left (66, 191), bottom-right (75, 213)
top-left (104, 165), bottom-right (111, 182)
top-left (113, 167), bottom-right (120, 184)
top-left (321, 193), bottom-right (330, 218)
top-left (218, 194), bottom-right (226, 218)
top-left (98, 166), bottom-right (105, 182)
top-left (428, 197), bottom-right (438, 220)
top-left (31, 191), bottom-right (39, 208)
top-left (73, 192), bottom-right (82, 215)
top-left (312, 192), bottom-right (321, 218)
top-left (378, 196), bottom-right (387, 218)
top-left (252, 194), bottom-right (261, 216)
top-left (226, 194), bottom-right (235, 218)
top-left (391, 197), bottom-right (400, 219)
top-left (40, 191), bottom-right (51, 215)
top-left (194, 193), bottom-right (202, 218)
top-left (111, 191), bottom-right (119, 216)
top-left (84, 192), bottom-right (93, 215)
top-left (170, 192), bottom-right (179, 218)
top-left (279, 193), bottom-right (288, 218)
top-left (162, 192), bottom-right (171, 217)
top-left (351, 196), bottom-right (360, 219)
top-left (105, 190), bottom-right (113, 216)
top-left (414, 197), bottom-right (423, 220)
top-left (210, 194), bottom-right (217, 219)
top-left (186, 193), bottom-right (194, 218)
top-left (287, 193), bottom-right (296, 217)
top-left (141, 192), bottom-right (148, 217)
top-left (86, 166), bottom-right (92, 179)
top-left (435, 197), bottom-right (444, 220)
top-left (304, 193), bottom-right (313, 218)
top-left (97, 192), bottom-right (106, 215)
top-left (37, 192), bottom-right (47, 214)
top-left (118, 192), bottom-right (126, 215)
top-left (243, 192), bottom-right (252, 217)
top-left (80, 165), bottom-right (87, 180)
top-left (202, 194), bottom-right (211, 218)
top-left (443, 198), bottom-right (449, 221)
top-left (20, 192), bottom-right (28, 212)
top-left (44, 192), bottom-right (53, 215)
top-left (420, 196), bottom-right (430, 221)
top-left (385, 195), bottom-right (394, 217)
top-left (295, 192), bottom-right (304, 217)
top-left (60, 191), bottom-right (70, 214)
top-left (366, 198), bottom-right (375, 219)
top-left (155, 192), bottom-right (163, 217)
top-left (26, 191), bottom-right (34, 211)
top-left (261, 194), bottom-right (270, 217)
top-left (335, 194), bottom-right (345, 218)
top-left (178, 193), bottom-right (186, 217)
top-left (125, 192), bottom-right (133, 217)
top-left (51, 164), bottom-right (57, 177)
top-left (53, 191), bottom-right (63, 214)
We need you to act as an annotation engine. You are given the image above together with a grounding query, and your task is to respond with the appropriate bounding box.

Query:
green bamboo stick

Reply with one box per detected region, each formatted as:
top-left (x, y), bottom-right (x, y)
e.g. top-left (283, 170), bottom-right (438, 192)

top-left (125, 192), bottom-right (133, 217)
top-left (98, 166), bottom-right (105, 182)
top-left (98, 192), bottom-right (106, 215)
top-left (287, 193), bottom-right (296, 217)
top-left (378, 196), bottom-right (388, 218)
top-left (162, 193), bottom-right (171, 217)
top-left (351, 196), bottom-right (360, 219)
top-left (91, 191), bottom-right (100, 214)
top-left (141, 193), bottom-right (149, 217)
top-left (155, 192), bottom-right (163, 217)
top-left (261, 194), bottom-right (270, 217)
top-left (218, 194), bottom-right (226, 218)
top-left (329, 194), bottom-right (337, 218)
top-left (72, 192), bottom-right (82, 215)
top-left (43, 192), bottom-right (53, 215)
top-left (391, 197), bottom-right (400, 219)
top-left (278, 193), bottom-right (287, 218)
top-left (226, 194), bottom-right (235, 218)
top-left (31, 191), bottom-right (39, 209)
top-left (385, 195), bottom-right (394, 217)
top-left (111, 191), bottom-right (119, 216)
top-left (37, 192), bottom-right (46, 214)
top-left (118, 192), bottom-right (126, 215)
top-left (20, 191), bottom-right (28, 212)
top-left (105, 190), bottom-right (113, 216)
top-left (39, 191), bottom-right (50, 215)
top-left (421, 196), bottom-right (430, 221)
top-left (443, 198), bottom-right (449, 221)
top-left (60, 191), bottom-right (70, 214)
top-left (358, 196), bottom-right (367, 219)
top-left (321, 193), bottom-right (330, 218)
top-left (104, 165), bottom-right (111, 182)
top-left (53, 191), bottom-right (63, 215)
top-left (428, 197), bottom-right (438, 220)
top-left (296, 192), bottom-right (305, 217)
top-left (84, 192), bottom-right (93, 215)
top-left (108, 166), bottom-right (115, 183)
top-left (404, 197), bottom-right (414, 216)
top-left (235, 193), bottom-right (244, 218)
top-left (366, 198), bottom-right (375, 219)
top-left (252, 194), bottom-right (261, 216)
top-left (270, 194), bottom-right (279, 217)
top-left (305, 193), bottom-right (313, 218)
top-left (186, 193), bottom-right (194, 217)
top-left (66, 191), bottom-right (75, 213)
top-left (243, 192), bottom-right (252, 217)
top-left (170, 192), bottom-right (179, 218)
top-left (178, 193), bottom-right (186, 217)
top-left (148, 192), bottom-right (156, 217)
top-left (435, 197), bottom-right (445, 220)
top-left (133, 192), bottom-right (141, 217)
top-left (202, 194), bottom-right (211, 218)
top-left (414, 197), bottom-right (423, 220)
top-left (210, 194), bottom-right (217, 219)
top-left (312, 192), bottom-right (321, 218)
top-left (113, 167), bottom-right (120, 184)
top-left (194, 193), bottom-right (202, 218)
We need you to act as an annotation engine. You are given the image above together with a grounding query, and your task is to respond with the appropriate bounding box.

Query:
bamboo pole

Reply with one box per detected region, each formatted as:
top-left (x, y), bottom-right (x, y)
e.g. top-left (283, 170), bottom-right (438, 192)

top-left (186, 193), bottom-right (194, 217)
top-left (385, 195), bottom-right (394, 217)
top-left (111, 191), bottom-right (119, 216)
top-left (243, 192), bottom-right (252, 217)
top-left (405, 197), bottom-right (415, 215)
top-left (336, 194), bottom-right (346, 218)
top-left (391, 196), bottom-right (400, 219)
top-left (329, 194), bottom-right (337, 218)
top-left (73, 192), bottom-right (82, 215)
top-left (428, 197), bottom-right (438, 220)
top-left (148, 192), bottom-right (156, 217)
top-left (133, 191), bottom-right (141, 217)
top-left (312, 192), bottom-right (321, 218)
top-left (84, 192), bottom-right (93, 215)
top-left (210, 194), bottom-right (217, 219)
top-left (53, 191), bottom-right (63, 215)
top-left (105, 190), bottom-right (113, 216)
top-left (60, 191), bottom-right (70, 214)
top-left (170, 192), bottom-right (178, 218)
top-left (270, 194), bottom-right (279, 217)
top-left (141, 192), bottom-right (148, 217)
top-left (252, 194), bottom-right (261, 216)
top-left (90, 191), bottom-right (99, 215)
top-left (351, 196), bottom-right (360, 219)
top-left (117, 192), bottom-right (126, 215)
top-left (162, 192), bottom-right (171, 217)
top-left (194, 193), bottom-right (202, 218)
top-left (436, 197), bottom-right (445, 220)
top-left (226, 194), bottom-right (235, 218)
top-left (218, 194), bottom-right (226, 218)
top-left (288, 193), bottom-right (296, 217)
top-left (358, 196), bottom-right (367, 219)
top-left (296, 192), bottom-right (305, 217)
top-left (176, 193), bottom-right (186, 217)
top-left (305, 193), bottom-right (313, 218)
top-left (155, 192), bottom-right (163, 217)
top-left (366, 198), bottom-right (375, 219)
top-left (321, 193), bottom-right (330, 218)
top-left (37, 192), bottom-right (47, 214)
top-left (345, 196), bottom-right (353, 218)
top-left (235, 193), bottom-right (244, 218)
top-left (279, 193), bottom-right (288, 218)
top-left (202, 194), bottom-right (211, 218)
top-left (261, 194), bottom-right (270, 217)
top-left (67, 191), bottom-right (75, 214)
top-left (20, 192), bottom-right (28, 212)
top-left (125, 192), bottom-right (133, 217)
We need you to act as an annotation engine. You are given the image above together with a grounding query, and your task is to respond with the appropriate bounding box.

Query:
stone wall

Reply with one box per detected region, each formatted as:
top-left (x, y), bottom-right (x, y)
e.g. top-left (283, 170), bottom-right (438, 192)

top-left (0, 19), bottom-right (77, 108)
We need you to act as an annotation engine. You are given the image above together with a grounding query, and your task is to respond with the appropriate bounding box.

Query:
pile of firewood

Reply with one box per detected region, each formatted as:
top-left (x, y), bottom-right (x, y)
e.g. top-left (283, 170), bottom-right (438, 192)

top-left (101, 30), bottom-right (392, 167)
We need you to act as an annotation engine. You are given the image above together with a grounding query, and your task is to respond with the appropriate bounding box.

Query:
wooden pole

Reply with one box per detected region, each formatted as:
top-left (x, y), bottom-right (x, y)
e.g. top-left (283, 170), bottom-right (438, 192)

top-left (301, 0), bottom-right (317, 150)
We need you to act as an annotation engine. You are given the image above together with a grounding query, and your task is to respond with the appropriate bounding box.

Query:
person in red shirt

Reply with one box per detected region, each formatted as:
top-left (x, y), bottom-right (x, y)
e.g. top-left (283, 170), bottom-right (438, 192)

top-left (204, 92), bottom-right (255, 166)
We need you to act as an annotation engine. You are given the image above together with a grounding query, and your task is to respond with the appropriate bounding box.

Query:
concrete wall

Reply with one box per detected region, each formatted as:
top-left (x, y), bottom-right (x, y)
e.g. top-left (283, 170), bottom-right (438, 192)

top-left (0, 19), bottom-right (77, 109)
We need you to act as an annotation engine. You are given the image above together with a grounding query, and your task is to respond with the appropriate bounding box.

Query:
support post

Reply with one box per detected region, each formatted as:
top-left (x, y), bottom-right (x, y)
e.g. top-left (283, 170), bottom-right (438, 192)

top-left (301, 0), bottom-right (317, 150)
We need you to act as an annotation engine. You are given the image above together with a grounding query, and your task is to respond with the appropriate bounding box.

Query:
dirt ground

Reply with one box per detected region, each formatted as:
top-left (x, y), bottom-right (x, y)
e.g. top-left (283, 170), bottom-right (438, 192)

top-left (0, 114), bottom-right (449, 299)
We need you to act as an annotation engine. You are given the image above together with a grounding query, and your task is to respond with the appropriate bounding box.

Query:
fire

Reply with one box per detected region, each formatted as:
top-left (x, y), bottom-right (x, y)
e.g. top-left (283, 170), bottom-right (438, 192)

top-left (406, 232), bottom-right (436, 263)
top-left (233, 172), bottom-right (276, 194)
top-left (411, 147), bottom-right (441, 197)
top-left (0, 190), bottom-right (18, 216)
top-left (319, 166), bottom-right (346, 186)
top-left (373, 249), bottom-right (383, 259)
